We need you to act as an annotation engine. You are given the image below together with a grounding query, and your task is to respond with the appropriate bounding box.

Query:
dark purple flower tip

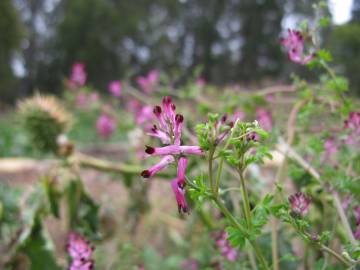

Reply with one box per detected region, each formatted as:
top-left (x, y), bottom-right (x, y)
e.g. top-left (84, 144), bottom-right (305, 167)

top-left (151, 125), bottom-right (158, 132)
top-left (145, 145), bottom-right (155, 154)
top-left (153, 105), bottom-right (162, 116)
top-left (171, 103), bottom-right (176, 111)
top-left (141, 170), bottom-right (151, 178)
top-left (178, 181), bottom-right (186, 189)
top-left (221, 113), bottom-right (228, 123)
top-left (162, 96), bottom-right (172, 105)
top-left (175, 114), bottom-right (184, 124)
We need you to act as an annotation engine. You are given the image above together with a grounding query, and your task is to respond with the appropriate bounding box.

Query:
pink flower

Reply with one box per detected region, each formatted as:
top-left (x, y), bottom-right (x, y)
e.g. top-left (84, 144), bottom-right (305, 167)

top-left (216, 232), bottom-right (238, 262)
top-left (231, 111), bottom-right (246, 122)
top-left (196, 78), bottom-right (206, 88)
top-left (96, 113), bottom-right (116, 139)
top-left (181, 259), bottom-right (199, 270)
top-left (288, 192), bottom-right (311, 218)
top-left (281, 29), bottom-right (315, 65)
top-left (76, 93), bottom-right (88, 107)
top-left (321, 137), bottom-right (338, 163)
top-left (136, 70), bottom-right (159, 94)
top-left (67, 232), bottom-right (94, 270)
top-left (76, 92), bottom-right (99, 107)
top-left (171, 178), bottom-right (189, 214)
top-left (353, 206), bottom-right (360, 239)
top-left (344, 111), bottom-right (360, 144)
top-left (108, 80), bottom-right (122, 97)
top-left (70, 62), bottom-right (87, 88)
top-left (136, 105), bottom-right (154, 126)
top-left (141, 155), bottom-right (175, 178)
top-left (127, 99), bottom-right (141, 114)
top-left (89, 92), bottom-right (99, 102)
top-left (256, 108), bottom-right (272, 132)
top-left (141, 96), bottom-right (203, 213)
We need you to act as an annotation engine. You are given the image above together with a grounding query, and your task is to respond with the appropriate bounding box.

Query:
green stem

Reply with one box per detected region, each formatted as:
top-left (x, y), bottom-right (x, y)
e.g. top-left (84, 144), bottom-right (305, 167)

top-left (320, 245), bottom-right (352, 267)
top-left (214, 157), bottom-right (224, 197)
top-left (239, 170), bottom-right (252, 229)
top-left (271, 218), bottom-right (279, 270)
top-left (70, 152), bottom-right (169, 177)
top-left (238, 170), bottom-right (270, 270)
top-left (208, 147), bottom-right (215, 192)
top-left (250, 240), bottom-right (271, 270)
top-left (214, 126), bottom-right (236, 196)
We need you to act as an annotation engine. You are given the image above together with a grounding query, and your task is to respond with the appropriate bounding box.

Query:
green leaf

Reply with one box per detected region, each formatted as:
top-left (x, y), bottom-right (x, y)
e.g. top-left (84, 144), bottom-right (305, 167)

top-left (65, 179), bottom-right (100, 239)
top-left (319, 17), bottom-right (330, 27)
top-left (19, 218), bottom-right (62, 270)
top-left (41, 177), bottom-right (61, 218)
top-left (225, 226), bottom-right (246, 249)
top-left (317, 49), bottom-right (332, 62)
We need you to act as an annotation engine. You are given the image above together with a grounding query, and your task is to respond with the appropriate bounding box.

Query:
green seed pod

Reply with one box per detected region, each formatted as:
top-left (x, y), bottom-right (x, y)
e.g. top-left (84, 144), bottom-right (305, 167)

top-left (18, 94), bottom-right (73, 154)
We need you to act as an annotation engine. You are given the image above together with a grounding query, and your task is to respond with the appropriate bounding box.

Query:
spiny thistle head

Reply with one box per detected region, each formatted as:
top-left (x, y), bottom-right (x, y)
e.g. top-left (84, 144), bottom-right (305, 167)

top-left (18, 94), bottom-right (73, 154)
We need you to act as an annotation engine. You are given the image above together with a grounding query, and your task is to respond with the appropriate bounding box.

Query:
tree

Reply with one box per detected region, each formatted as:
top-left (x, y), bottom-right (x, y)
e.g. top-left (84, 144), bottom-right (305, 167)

top-left (0, 0), bottom-right (22, 103)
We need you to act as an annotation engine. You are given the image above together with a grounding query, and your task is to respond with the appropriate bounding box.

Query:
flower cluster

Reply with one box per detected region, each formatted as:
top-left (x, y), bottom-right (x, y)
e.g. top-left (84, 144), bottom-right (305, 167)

top-left (68, 62), bottom-right (87, 89)
top-left (67, 232), bottom-right (95, 270)
top-left (288, 192), bottom-right (311, 218)
top-left (181, 258), bottom-right (199, 270)
top-left (344, 111), bottom-right (360, 144)
top-left (215, 231), bottom-right (238, 262)
top-left (76, 92), bottom-right (99, 107)
top-left (321, 137), bottom-right (339, 164)
top-left (136, 70), bottom-right (159, 94)
top-left (256, 108), bottom-right (272, 132)
top-left (96, 112), bottom-right (116, 139)
top-left (108, 80), bottom-right (122, 97)
top-left (281, 29), bottom-right (315, 65)
top-left (141, 96), bottom-right (203, 213)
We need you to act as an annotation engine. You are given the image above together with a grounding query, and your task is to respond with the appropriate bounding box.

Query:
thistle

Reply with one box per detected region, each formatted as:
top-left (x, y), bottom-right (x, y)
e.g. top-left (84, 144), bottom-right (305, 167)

top-left (18, 94), bottom-right (73, 154)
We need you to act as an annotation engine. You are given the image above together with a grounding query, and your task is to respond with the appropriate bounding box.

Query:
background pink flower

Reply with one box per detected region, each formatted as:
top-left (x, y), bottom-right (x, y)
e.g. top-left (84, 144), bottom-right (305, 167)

top-left (70, 62), bottom-right (87, 88)
top-left (96, 113), bottom-right (116, 139)
top-left (108, 80), bottom-right (122, 97)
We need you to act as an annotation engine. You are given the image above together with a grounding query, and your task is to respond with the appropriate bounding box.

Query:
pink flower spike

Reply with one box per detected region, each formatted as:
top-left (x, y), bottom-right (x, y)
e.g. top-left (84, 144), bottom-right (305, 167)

top-left (96, 113), bottom-right (116, 139)
top-left (256, 108), bottom-right (272, 132)
top-left (162, 96), bottom-right (176, 122)
top-left (141, 155), bottom-right (175, 178)
top-left (288, 192), bottom-right (311, 218)
top-left (281, 29), bottom-right (314, 65)
top-left (136, 105), bottom-right (154, 125)
top-left (108, 80), bottom-right (122, 97)
top-left (177, 157), bottom-right (188, 185)
top-left (76, 93), bottom-right (88, 107)
top-left (70, 62), bottom-right (87, 87)
top-left (196, 78), bottom-right (206, 88)
top-left (147, 70), bottom-right (159, 84)
top-left (171, 179), bottom-right (189, 214)
top-left (321, 137), bottom-right (338, 163)
top-left (89, 92), bottom-right (99, 102)
top-left (67, 232), bottom-right (94, 260)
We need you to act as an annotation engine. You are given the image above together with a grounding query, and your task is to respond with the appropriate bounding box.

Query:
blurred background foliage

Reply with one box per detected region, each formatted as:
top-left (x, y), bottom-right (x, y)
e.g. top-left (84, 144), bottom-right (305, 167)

top-left (1, 0), bottom-right (360, 105)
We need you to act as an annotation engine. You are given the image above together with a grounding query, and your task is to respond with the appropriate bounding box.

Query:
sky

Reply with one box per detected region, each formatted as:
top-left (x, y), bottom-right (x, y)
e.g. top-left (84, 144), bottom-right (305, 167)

top-left (330, 0), bottom-right (353, 24)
